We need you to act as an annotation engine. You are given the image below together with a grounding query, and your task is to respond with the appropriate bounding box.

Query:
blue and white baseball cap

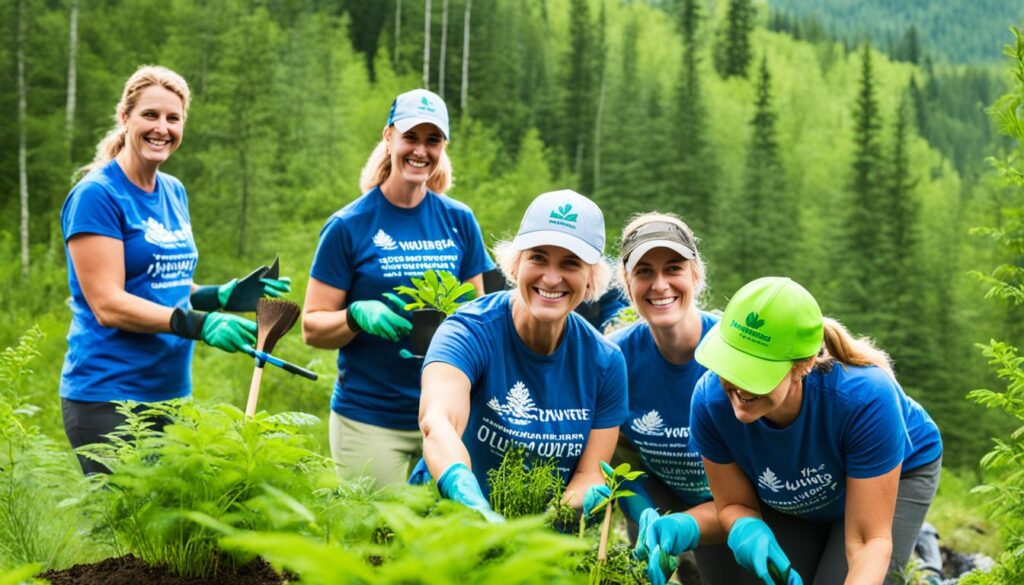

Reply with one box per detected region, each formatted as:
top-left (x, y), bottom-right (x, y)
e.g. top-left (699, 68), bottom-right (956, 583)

top-left (511, 190), bottom-right (605, 264)
top-left (386, 89), bottom-right (451, 140)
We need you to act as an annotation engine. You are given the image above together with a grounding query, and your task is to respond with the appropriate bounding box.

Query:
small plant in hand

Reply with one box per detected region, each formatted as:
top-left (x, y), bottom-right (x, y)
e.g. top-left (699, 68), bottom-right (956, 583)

top-left (583, 462), bottom-right (646, 585)
top-left (393, 269), bottom-right (476, 316)
top-left (487, 446), bottom-right (575, 527)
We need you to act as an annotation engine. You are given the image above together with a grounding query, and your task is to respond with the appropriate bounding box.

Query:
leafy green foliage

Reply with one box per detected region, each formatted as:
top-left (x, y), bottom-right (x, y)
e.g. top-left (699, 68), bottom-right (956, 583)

top-left (0, 328), bottom-right (88, 569)
top-left (394, 269), bottom-right (476, 315)
top-left (963, 26), bottom-right (1024, 581)
top-left (576, 544), bottom-right (647, 585)
top-left (0, 564), bottom-right (44, 585)
top-left (222, 506), bottom-right (590, 584)
top-left (73, 401), bottom-right (332, 577)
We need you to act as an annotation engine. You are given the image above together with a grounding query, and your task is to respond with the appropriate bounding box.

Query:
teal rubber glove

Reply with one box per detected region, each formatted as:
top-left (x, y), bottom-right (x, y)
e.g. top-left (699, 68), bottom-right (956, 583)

top-left (191, 269), bottom-right (292, 313)
top-left (728, 517), bottom-right (803, 585)
top-left (200, 312), bottom-right (257, 353)
top-left (634, 510), bottom-right (697, 585)
top-left (437, 462), bottom-right (504, 523)
top-left (583, 484), bottom-right (612, 521)
top-left (217, 276), bottom-right (292, 307)
top-left (408, 457), bottom-right (432, 485)
top-left (346, 299), bottom-right (412, 341)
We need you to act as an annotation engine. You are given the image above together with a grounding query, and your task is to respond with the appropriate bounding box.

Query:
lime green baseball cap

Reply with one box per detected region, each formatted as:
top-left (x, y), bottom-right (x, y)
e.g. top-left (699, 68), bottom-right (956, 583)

top-left (695, 277), bottom-right (824, 395)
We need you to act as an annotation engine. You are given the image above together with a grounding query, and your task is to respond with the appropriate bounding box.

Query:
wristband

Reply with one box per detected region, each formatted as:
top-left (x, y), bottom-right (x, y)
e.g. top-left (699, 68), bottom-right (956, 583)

top-left (190, 285), bottom-right (221, 311)
top-left (345, 307), bottom-right (363, 333)
top-left (170, 308), bottom-right (207, 340)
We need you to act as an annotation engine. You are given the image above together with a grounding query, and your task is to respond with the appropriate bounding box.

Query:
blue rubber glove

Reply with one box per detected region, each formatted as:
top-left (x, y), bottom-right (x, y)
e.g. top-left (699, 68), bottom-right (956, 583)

top-left (437, 462), bottom-right (504, 523)
top-left (346, 299), bottom-right (412, 342)
top-left (728, 517), bottom-right (803, 585)
top-left (408, 457), bottom-right (432, 485)
top-left (583, 484), bottom-right (611, 522)
top-left (631, 508), bottom-right (685, 585)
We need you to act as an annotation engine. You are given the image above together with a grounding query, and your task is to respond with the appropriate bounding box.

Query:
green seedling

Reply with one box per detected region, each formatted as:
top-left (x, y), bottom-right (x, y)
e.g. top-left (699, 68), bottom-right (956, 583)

top-left (393, 269), bottom-right (476, 316)
top-left (582, 461), bottom-right (645, 584)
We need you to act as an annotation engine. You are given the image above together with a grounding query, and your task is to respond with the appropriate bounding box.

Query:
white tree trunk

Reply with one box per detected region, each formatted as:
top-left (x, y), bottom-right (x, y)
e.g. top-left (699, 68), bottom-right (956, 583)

top-left (423, 0), bottom-right (431, 89)
top-left (593, 70), bottom-right (606, 191)
top-left (394, 0), bottom-right (402, 68)
top-left (438, 0), bottom-right (448, 98)
top-left (66, 0), bottom-right (78, 164)
top-left (18, 0), bottom-right (30, 278)
top-left (460, 0), bottom-right (471, 113)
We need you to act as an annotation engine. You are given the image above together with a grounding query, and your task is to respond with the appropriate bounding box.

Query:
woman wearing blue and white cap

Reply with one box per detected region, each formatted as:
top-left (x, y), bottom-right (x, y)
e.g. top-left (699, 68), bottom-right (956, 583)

top-left (581, 212), bottom-right (736, 585)
top-left (418, 189), bottom-right (628, 522)
top-left (647, 277), bottom-right (942, 585)
top-left (302, 89), bottom-right (494, 486)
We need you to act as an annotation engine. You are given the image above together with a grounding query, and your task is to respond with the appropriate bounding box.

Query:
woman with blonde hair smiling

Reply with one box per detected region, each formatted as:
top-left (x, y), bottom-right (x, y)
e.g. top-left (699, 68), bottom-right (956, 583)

top-left (417, 189), bottom-right (627, 521)
top-left (61, 66), bottom-right (288, 474)
top-left (303, 89), bottom-right (493, 486)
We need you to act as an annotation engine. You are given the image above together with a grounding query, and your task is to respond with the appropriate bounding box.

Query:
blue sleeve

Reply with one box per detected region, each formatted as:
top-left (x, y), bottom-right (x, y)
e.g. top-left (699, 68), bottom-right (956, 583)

top-left (597, 290), bottom-right (630, 330)
top-left (593, 347), bottom-right (628, 428)
top-left (843, 372), bottom-right (908, 479)
top-left (423, 313), bottom-right (489, 384)
top-left (689, 375), bottom-right (735, 464)
top-left (457, 210), bottom-right (496, 280)
top-left (62, 181), bottom-right (124, 241)
top-left (310, 217), bottom-right (353, 292)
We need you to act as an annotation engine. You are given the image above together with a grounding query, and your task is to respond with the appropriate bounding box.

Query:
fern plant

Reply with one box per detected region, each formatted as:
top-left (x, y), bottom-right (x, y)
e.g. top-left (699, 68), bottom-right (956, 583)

top-left (965, 26), bottom-right (1024, 582)
top-left (394, 269), bottom-right (476, 316)
top-left (487, 446), bottom-right (574, 528)
top-left (0, 327), bottom-right (88, 569)
top-left (72, 401), bottom-right (331, 578)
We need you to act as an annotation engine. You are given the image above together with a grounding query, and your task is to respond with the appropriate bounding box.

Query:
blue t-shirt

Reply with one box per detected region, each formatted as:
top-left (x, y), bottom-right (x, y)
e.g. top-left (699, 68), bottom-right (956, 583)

top-left (424, 291), bottom-right (629, 497)
top-left (690, 364), bottom-right (943, 522)
top-left (60, 160), bottom-right (198, 402)
top-left (610, 312), bottom-right (719, 508)
top-left (310, 187), bottom-right (495, 429)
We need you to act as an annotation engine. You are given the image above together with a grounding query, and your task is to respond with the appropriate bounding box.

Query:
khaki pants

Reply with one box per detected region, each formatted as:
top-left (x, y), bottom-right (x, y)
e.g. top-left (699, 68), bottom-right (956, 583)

top-left (328, 411), bottom-right (423, 487)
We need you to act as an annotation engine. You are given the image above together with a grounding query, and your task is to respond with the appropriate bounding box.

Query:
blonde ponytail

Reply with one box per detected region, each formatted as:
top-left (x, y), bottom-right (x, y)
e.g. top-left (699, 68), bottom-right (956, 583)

top-left (815, 317), bottom-right (895, 379)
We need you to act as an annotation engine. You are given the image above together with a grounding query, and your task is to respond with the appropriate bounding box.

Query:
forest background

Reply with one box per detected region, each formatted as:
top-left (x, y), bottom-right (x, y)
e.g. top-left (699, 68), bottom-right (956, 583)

top-left (1, 0), bottom-right (1024, 564)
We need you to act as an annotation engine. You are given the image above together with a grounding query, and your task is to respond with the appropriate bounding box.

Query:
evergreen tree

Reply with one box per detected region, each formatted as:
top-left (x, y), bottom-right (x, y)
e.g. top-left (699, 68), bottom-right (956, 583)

top-left (840, 44), bottom-right (885, 328)
top-left (714, 0), bottom-right (754, 78)
top-left (564, 0), bottom-right (595, 190)
top-left (672, 0), bottom-right (717, 234)
top-left (735, 56), bottom-right (792, 289)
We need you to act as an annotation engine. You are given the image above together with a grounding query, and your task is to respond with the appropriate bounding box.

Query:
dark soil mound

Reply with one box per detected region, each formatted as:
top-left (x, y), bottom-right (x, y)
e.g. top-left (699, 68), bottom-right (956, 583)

top-left (39, 554), bottom-right (287, 585)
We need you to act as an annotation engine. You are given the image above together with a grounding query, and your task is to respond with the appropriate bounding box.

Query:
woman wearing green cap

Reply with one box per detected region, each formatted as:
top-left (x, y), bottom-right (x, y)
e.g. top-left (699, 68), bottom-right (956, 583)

top-left (302, 89), bottom-right (494, 486)
top-left (417, 189), bottom-right (628, 522)
top-left (579, 212), bottom-right (735, 585)
top-left (644, 277), bottom-right (942, 585)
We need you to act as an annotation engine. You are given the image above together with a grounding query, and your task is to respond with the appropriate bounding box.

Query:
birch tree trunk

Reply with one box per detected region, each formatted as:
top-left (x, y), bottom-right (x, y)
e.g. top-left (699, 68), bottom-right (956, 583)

top-left (422, 0), bottom-right (431, 89)
top-left (593, 70), bottom-right (606, 192)
top-left (66, 0), bottom-right (79, 165)
top-left (460, 0), bottom-right (471, 113)
top-left (18, 0), bottom-right (30, 278)
top-left (394, 0), bottom-right (402, 68)
top-left (438, 0), bottom-right (448, 98)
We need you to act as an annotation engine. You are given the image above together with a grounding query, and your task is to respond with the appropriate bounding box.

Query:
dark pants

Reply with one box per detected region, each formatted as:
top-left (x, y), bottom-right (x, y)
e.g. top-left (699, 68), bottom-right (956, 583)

top-left (61, 398), bottom-right (169, 475)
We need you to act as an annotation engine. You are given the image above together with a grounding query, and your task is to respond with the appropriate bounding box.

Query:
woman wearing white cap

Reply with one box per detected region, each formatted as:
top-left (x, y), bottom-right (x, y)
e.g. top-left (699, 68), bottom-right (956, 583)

top-left (303, 89), bottom-right (494, 486)
top-left (418, 189), bottom-right (628, 521)
top-left (645, 277), bottom-right (942, 585)
top-left (581, 212), bottom-right (736, 585)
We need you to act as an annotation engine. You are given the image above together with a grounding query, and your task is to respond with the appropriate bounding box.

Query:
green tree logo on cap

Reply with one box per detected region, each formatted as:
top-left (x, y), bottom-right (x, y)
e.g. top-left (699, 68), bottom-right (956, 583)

top-left (550, 204), bottom-right (578, 222)
top-left (418, 96), bottom-right (436, 112)
top-left (745, 311), bottom-right (766, 329)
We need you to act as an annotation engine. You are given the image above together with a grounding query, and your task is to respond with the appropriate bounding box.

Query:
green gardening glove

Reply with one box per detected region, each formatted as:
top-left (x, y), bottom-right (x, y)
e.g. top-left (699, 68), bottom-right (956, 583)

top-left (190, 264), bottom-right (292, 312)
top-left (346, 298), bottom-right (412, 342)
top-left (169, 309), bottom-right (256, 353)
top-left (200, 312), bottom-right (257, 352)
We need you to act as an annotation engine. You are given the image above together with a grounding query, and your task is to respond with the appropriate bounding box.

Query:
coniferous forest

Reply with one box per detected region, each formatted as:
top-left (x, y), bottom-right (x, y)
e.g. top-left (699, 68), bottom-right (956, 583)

top-left (3, 0), bottom-right (1024, 581)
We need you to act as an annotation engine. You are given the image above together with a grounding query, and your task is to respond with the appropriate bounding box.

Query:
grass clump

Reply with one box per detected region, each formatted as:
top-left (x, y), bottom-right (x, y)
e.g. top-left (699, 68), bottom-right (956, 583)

top-left (487, 446), bottom-right (575, 526)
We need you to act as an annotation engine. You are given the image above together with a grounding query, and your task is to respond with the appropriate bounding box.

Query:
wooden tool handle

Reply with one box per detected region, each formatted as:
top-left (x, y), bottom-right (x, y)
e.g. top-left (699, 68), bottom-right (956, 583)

top-left (245, 365), bottom-right (264, 417)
